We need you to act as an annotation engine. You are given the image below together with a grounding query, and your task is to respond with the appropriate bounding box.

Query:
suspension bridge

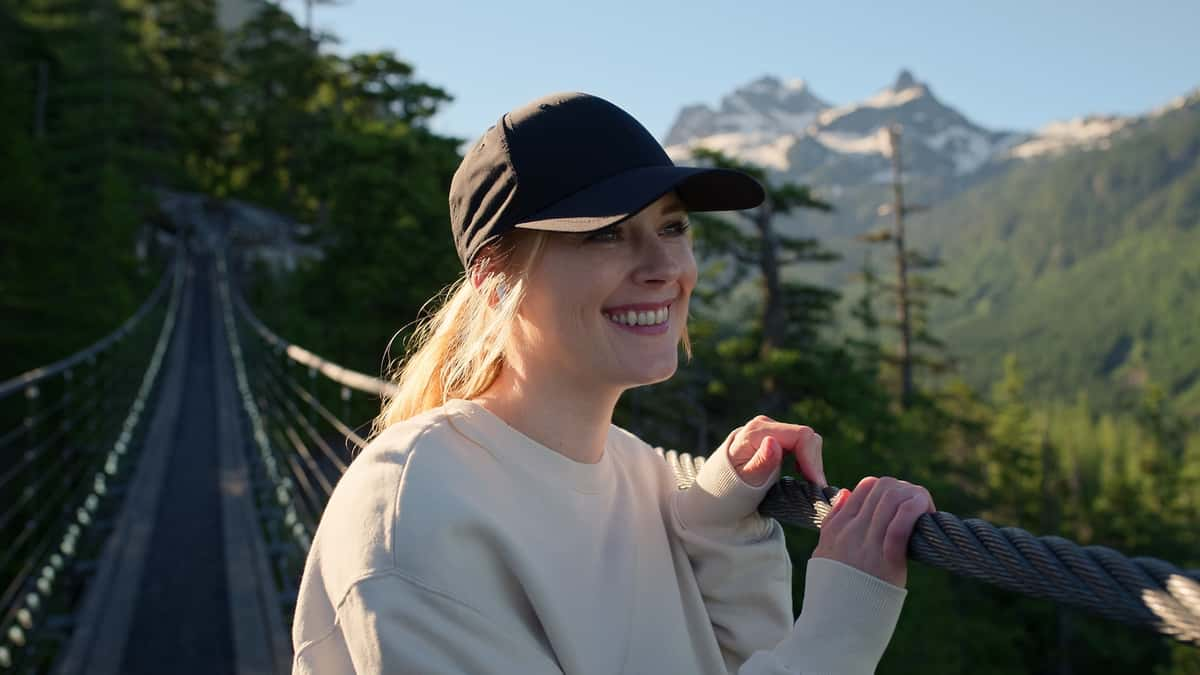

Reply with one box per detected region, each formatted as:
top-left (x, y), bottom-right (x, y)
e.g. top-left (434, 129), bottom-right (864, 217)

top-left (1, 221), bottom-right (1197, 674)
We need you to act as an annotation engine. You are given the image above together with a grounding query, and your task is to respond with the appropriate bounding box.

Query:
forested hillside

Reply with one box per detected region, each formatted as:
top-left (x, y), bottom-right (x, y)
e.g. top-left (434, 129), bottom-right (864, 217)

top-left (910, 94), bottom-right (1200, 414)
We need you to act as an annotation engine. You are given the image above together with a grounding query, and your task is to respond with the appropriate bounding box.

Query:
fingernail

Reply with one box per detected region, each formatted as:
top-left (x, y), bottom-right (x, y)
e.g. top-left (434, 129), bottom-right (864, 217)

top-left (834, 489), bottom-right (850, 509)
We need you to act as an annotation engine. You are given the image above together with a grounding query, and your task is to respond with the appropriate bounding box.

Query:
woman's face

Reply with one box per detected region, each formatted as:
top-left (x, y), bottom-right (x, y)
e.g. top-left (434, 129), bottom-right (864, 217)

top-left (511, 191), bottom-right (697, 393)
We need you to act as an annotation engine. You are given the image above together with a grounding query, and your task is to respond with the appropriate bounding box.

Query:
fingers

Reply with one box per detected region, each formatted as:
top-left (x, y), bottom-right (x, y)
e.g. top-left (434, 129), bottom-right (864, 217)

top-left (799, 433), bottom-right (825, 487)
top-left (855, 476), bottom-right (900, 532)
top-left (726, 415), bottom-right (825, 487)
top-left (882, 496), bottom-right (928, 568)
top-left (736, 436), bottom-right (782, 488)
top-left (865, 480), bottom-right (927, 546)
top-left (822, 476), bottom-right (877, 530)
top-left (822, 488), bottom-right (851, 522)
top-left (813, 475), bottom-right (936, 589)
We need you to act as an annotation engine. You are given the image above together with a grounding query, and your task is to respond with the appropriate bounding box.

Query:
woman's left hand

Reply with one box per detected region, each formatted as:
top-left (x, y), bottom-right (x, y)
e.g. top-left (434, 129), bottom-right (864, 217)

top-left (718, 415), bottom-right (826, 489)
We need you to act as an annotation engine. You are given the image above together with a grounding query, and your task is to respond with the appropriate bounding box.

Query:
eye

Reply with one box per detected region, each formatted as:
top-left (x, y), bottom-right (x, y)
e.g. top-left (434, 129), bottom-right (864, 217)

top-left (662, 220), bottom-right (690, 236)
top-left (584, 226), bottom-right (621, 243)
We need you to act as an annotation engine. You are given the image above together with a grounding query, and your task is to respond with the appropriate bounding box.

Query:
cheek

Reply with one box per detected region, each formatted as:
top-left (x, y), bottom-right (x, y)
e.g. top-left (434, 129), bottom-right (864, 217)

top-left (528, 265), bottom-right (614, 333)
top-left (682, 251), bottom-right (699, 288)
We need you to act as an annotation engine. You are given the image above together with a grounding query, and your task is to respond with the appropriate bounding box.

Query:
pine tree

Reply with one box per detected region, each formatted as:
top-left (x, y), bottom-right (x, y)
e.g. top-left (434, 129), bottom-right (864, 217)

top-left (684, 147), bottom-right (837, 416)
top-left (857, 125), bottom-right (956, 407)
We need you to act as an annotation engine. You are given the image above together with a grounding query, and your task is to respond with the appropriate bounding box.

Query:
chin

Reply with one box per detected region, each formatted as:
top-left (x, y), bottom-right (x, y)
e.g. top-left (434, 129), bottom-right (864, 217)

top-left (631, 355), bottom-right (678, 386)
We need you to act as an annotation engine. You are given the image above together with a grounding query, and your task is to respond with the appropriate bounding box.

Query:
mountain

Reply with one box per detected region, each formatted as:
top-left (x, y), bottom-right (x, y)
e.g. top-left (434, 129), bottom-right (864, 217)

top-left (666, 73), bottom-right (1200, 414)
top-left (663, 70), bottom-right (1138, 189)
top-left (663, 71), bottom-right (1191, 296)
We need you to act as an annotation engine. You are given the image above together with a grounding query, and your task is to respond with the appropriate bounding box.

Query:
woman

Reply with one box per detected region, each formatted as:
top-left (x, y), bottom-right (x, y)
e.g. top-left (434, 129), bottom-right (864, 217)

top-left (291, 92), bottom-right (934, 675)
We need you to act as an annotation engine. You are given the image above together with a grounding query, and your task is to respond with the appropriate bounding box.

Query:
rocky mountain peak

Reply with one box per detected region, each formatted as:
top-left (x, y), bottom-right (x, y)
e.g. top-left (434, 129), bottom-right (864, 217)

top-left (893, 69), bottom-right (918, 91)
top-left (662, 75), bottom-right (831, 147)
top-left (665, 70), bottom-right (1015, 180)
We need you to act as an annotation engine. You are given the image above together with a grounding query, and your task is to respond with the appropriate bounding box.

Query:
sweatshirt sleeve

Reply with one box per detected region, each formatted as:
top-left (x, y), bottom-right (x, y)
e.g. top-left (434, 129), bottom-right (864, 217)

top-left (669, 444), bottom-right (794, 672)
top-left (327, 570), bottom-right (564, 675)
top-left (671, 446), bottom-right (908, 674)
top-left (739, 558), bottom-right (908, 675)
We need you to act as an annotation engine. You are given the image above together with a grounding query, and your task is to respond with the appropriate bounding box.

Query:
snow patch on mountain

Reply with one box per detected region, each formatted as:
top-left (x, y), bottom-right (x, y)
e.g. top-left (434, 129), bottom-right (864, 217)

top-left (925, 125), bottom-right (996, 173)
top-left (814, 128), bottom-right (890, 156)
top-left (819, 85), bottom-right (927, 126)
top-left (666, 132), bottom-right (798, 171)
top-left (1005, 116), bottom-right (1130, 159)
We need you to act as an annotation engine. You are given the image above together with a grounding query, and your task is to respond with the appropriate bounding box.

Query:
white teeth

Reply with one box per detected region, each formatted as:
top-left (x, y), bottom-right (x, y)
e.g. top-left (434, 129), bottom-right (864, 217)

top-left (605, 306), bottom-right (670, 326)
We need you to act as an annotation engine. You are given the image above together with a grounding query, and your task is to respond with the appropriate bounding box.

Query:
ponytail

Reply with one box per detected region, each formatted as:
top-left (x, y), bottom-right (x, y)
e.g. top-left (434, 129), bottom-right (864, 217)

top-left (368, 231), bottom-right (547, 440)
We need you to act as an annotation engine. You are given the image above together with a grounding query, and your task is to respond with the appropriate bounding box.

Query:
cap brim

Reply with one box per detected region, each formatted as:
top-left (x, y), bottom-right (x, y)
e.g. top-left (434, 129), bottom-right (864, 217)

top-left (513, 165), bottom-right (765, 233)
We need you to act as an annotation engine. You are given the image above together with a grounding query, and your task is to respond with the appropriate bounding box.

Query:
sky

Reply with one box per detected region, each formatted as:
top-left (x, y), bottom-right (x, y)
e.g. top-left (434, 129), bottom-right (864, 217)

top-left (281, 0), bottom-right (1200, 145)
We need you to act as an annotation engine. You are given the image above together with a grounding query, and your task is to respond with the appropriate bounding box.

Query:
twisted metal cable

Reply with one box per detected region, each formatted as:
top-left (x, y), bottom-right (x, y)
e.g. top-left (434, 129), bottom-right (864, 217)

top-left (661, 450), bottom-right (1200, 648)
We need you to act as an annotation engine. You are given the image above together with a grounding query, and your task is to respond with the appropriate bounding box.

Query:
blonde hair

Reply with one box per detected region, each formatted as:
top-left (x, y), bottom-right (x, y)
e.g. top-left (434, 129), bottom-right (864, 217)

top-left (369, 226), bottom-right (694, 440)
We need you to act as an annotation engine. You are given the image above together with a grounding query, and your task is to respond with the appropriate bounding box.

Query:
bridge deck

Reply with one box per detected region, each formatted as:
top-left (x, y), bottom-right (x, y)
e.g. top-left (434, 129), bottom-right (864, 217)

top-left (54, 255), bottom-right (289, 675)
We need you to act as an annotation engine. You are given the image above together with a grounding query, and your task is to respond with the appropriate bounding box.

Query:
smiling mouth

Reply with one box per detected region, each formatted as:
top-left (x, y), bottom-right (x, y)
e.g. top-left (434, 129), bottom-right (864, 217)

top-left (602, 304), bottom-right (671, 327)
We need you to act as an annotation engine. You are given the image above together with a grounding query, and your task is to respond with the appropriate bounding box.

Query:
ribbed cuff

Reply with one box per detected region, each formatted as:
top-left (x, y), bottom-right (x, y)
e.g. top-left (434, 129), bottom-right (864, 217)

top-left (775, 557), bottom-right (907, 674)
top-left (673, 443), bottom-right (779, 531)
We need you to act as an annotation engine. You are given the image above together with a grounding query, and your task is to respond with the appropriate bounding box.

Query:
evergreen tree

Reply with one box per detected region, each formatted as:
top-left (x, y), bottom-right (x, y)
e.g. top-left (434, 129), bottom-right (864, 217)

top-left (857, 126), bottom-right (956, 407)
top-left (682, 147), bottom-right (837, 416)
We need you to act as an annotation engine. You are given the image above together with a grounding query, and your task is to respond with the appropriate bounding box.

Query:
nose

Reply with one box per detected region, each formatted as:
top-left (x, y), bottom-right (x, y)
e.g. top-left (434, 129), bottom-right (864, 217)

top-left (632, 235), bottom-right (684, 286)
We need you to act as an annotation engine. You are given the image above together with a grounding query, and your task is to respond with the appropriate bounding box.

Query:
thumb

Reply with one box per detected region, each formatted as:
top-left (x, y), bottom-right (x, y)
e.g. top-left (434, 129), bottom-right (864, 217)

top-left (737, 436), bottom-right (781, 487)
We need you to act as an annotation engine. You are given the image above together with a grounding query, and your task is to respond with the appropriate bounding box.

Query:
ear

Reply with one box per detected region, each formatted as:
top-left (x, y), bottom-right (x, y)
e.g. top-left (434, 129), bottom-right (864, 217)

top-left (470, 263), bottom-right (507, 308)
top-left (469, 267), bottom-right (487, 292)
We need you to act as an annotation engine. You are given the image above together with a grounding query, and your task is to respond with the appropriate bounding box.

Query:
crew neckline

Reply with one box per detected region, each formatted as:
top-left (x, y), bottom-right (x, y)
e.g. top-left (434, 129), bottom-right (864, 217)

top-left (442, 398), bottom-right (617, 495)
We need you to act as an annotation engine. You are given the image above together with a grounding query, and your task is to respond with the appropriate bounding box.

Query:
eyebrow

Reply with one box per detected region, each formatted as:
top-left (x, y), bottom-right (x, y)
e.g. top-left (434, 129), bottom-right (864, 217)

top-left (582, 214), bottom-right (687, 237)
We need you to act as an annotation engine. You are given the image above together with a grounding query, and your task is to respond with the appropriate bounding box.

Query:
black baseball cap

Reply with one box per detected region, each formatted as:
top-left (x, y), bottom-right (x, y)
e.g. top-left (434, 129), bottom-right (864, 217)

top-left (449, 91), bottom-right (766, 269)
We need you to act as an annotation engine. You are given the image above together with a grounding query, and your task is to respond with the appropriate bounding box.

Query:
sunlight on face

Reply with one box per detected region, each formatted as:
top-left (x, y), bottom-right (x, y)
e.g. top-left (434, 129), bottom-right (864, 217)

top-left (511, 191), bottom-right (697, 393)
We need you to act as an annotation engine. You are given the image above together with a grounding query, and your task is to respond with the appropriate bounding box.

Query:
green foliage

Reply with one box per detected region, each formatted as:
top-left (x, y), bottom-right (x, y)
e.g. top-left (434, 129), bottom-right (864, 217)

top-left (0, 0), bottom-right (164, 380)
top-left (226, 8), bottom-right (464, 378)
top-left (914, 100), bottom-right (1200, 414)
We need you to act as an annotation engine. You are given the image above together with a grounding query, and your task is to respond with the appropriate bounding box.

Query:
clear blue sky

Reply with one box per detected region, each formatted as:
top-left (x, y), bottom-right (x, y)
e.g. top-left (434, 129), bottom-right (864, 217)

top-left (283, 0), bottom-right (1199, 144)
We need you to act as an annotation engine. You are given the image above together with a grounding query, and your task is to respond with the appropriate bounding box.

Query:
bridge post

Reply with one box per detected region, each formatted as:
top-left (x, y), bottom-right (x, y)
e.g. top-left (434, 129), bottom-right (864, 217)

top-left (24, 383), bottom-right (39, 465)
top-left (60, 370), bottom-right (74, 464)
top-left (83, 356), bottom-right (99, 459)
top-left (307, 366), bottom-right (318, 428)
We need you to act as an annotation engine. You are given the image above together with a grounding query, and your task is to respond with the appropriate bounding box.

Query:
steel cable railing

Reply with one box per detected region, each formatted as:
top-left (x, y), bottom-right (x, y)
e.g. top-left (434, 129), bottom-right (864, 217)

top-left (254, 364), bottom-right (342, 493)
top-left (221, 258), bottom-right (1199, 650)
top-left (251, 356), bottom-right (336, 528)
top-left (664, 452), bottom-right (1200, 648)
top-left (0, 253), bottom-right (184, 672)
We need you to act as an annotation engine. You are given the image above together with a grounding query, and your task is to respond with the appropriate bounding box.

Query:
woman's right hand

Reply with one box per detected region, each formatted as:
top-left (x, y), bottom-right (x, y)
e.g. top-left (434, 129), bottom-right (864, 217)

top-left (812, 476), bottom-right (936, 588)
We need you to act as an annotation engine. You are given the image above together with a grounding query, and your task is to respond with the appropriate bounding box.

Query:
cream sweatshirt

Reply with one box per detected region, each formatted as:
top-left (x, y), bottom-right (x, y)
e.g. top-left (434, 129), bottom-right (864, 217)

top-left (291, 398), bottom-right (907, 674)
